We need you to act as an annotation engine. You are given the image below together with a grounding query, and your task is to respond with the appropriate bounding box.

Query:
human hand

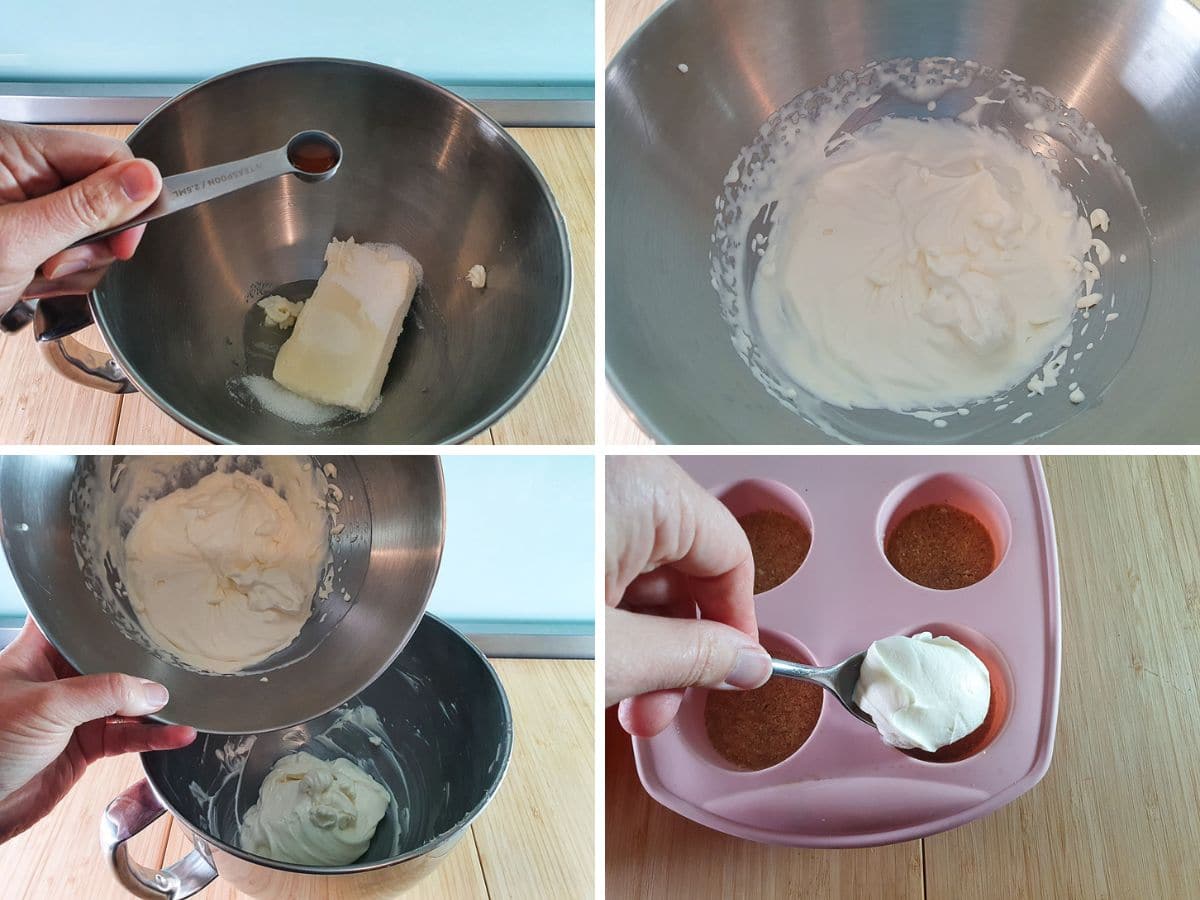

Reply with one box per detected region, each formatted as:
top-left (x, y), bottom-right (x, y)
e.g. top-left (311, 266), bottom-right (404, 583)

top-left (0, 121), bottom-right (161, 310)
top-left (606, 457), bottom-right (770, 737)
top-left (0, 619), bottom-right (195, 843)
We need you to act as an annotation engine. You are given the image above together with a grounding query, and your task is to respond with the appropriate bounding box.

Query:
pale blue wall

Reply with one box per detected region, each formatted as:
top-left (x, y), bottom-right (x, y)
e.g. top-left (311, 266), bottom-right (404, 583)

top-left (0, 1), bottom-right (594, 86)
top-left (0, 455), bottom-right (596, 630)
top-left (432, 455), bottom-right (594, 628)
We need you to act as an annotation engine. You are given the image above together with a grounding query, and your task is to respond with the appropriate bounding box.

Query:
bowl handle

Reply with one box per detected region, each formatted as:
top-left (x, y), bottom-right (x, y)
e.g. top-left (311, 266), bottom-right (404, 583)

top-left (26, 295), bottom-right (137, 394)
top-left (101, 779), bottom-right (218, 900)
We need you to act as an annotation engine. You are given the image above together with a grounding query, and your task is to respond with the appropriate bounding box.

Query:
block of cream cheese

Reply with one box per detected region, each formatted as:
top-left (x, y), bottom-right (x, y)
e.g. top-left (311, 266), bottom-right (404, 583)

top-left (272, 237), bottom-right (422, 413)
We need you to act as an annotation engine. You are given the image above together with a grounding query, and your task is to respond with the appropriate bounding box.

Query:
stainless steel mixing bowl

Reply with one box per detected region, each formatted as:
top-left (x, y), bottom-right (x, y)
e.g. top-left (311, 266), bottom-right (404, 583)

top-left (0, 454), bottom-right (444, 733)
top-left (102, 616), bottom-right (513, 900)
top-left (31, 58), bottom-right (571, 444)
top-left (606, 0), bottom-right (1200, 443)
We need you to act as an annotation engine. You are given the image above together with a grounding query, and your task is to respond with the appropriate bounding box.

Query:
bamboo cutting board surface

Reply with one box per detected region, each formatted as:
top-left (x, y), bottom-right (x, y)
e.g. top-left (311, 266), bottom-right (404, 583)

top-left (0, 124), bottom-right (594, 446)
top-left (0, 658), bottom-right (594, 900)
top-left (607, 455), bottom-right (1200, 898)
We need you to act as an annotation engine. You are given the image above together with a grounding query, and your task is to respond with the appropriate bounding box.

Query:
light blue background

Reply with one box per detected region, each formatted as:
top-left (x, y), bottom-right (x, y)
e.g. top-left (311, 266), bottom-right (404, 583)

top-left (0, 1), bottom-right (594, 86)
top-left (431, 455), bottom-right (594, 629)
top-left (0, 455), bottom-right (596, 631)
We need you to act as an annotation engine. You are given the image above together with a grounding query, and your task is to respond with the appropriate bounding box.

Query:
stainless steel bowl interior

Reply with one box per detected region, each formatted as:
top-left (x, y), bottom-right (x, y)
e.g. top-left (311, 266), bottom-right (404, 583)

top-left (96, 58), bottom-right (570, 444)
top-left (606, 0), bottom-right (1200, 443)
top-left (0, 454), bottom-right (445, 733)
top-left (143, 615), bottom-right (513, 874)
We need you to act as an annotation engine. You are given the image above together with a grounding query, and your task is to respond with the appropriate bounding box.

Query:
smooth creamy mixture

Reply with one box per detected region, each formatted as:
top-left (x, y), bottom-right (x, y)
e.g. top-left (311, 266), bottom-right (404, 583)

top-left (187, 704), bottom-right (404, 863)
top-left (239, 751), bottom-right (391, 866)
top-left (92, 456), bottom-right (333, 673)
top-left (752, 117), bottom-right (1094, 411)
top-left (853, 632), bottom-right (990, 752)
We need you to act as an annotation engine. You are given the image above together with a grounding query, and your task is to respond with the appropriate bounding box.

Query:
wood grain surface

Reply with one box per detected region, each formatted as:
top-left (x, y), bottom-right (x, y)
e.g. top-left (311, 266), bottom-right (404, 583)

top-left (606, 455), bottom-right (1200, 898)
top-left (0, 124), bottom-right (594, 446)
top-left (607, 0), bottom-right (669, 58)
top-left (0, 658), bottom-right (594, 900)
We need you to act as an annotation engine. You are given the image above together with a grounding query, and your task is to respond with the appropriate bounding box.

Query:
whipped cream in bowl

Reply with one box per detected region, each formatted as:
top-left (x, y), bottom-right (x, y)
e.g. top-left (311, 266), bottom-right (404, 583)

top-left (852, 629), bottom-right (1004, 759)
top-left (51, 454), bottom-right (446, 733)
top-left (109, 614), bottom-right (510, 894)
top-left (712, 57), bottom-right (1150, 443)
top-left (122, 464), bottom-right (332, 674)
top-left (76, 456), bottom-right (354, 677)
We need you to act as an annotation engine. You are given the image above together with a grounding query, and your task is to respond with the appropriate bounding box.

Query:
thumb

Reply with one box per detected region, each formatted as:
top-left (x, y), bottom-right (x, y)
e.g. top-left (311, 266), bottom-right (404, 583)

top-left (36, 673), bottom-right (170, 728)
top-left (11, 158), bottom-right (161, 265)
top-left (605, 607), bottom-right (772, 706)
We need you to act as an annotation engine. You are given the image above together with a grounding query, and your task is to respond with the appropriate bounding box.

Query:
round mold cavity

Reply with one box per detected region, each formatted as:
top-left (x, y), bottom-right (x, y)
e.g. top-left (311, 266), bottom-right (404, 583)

top-left (676, 629), bottom-right (824, 774)
top-left (876, 472), bottom-right (1012, 591)
top-left (894, 623), bottom-right (1013, 764)
top-left (716, 478), bottom-right (814, 594)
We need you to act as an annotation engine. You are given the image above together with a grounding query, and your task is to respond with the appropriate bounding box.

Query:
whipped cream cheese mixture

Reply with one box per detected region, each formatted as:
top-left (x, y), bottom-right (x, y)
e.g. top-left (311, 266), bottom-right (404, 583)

top-left (188, 704), bottom-right (405, 867)
top-left (853, 632), bottom-right (991, 752)
top-left (712, 57), bottom-right (1132, 432)
top-left (752, 117), bottom-right (1093, 411)
top-left (81, 456), bottom-right (333, 673)
top-left (239, 751), bottom-right (391, 866)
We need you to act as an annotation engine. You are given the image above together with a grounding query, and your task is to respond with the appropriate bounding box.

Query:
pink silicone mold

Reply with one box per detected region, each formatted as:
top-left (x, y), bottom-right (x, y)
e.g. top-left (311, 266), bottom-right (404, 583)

top-left (633, 456), bottom-right (1061, 847)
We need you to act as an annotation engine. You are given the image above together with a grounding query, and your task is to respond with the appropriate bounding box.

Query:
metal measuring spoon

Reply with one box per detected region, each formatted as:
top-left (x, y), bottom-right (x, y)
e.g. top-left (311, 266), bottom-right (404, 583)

top-left (70, 129), bottom-right (343, 248)
top-left (6, 131), bottom-right (342, 314)
top-left (769, 650), bottom-right (876, 728)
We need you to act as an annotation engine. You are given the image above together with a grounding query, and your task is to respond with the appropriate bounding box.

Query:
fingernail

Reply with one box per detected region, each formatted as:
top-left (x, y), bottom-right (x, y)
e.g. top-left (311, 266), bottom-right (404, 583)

top-left (140, 679), bottom-right (169, 710)
top-left (722, 647), bottom-right (772, 690)
top-left (120, 161), bottom-right (158, 202)
top-left (44, 258), bottom-right (89, 279)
